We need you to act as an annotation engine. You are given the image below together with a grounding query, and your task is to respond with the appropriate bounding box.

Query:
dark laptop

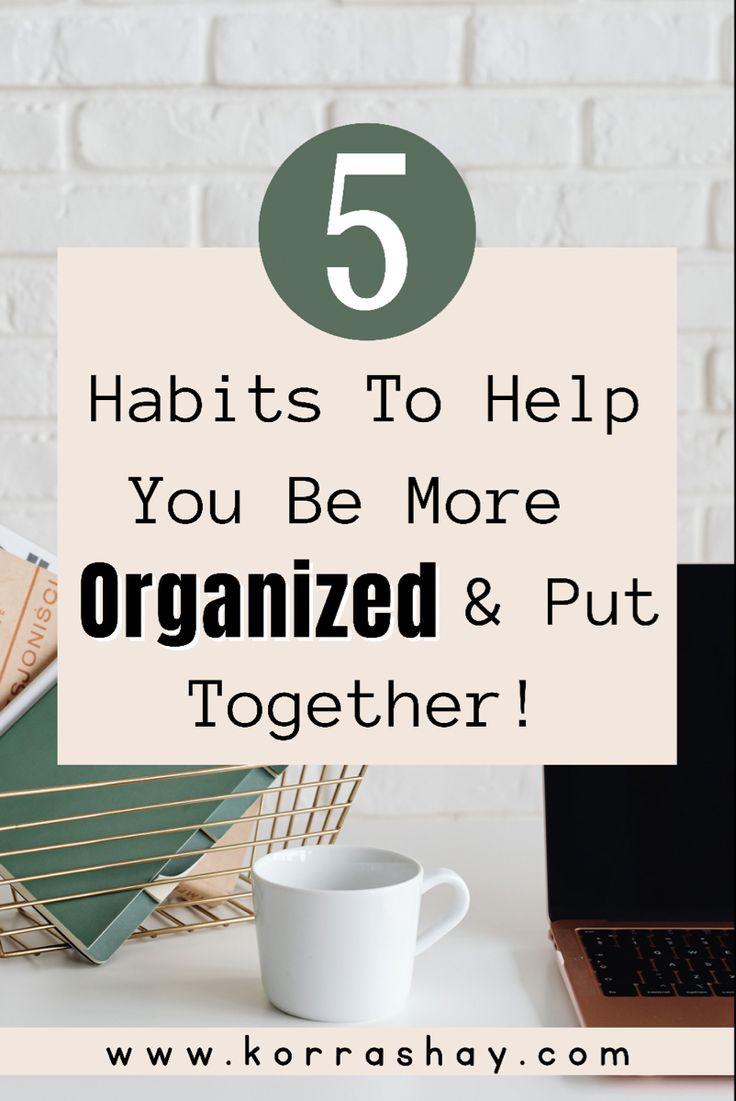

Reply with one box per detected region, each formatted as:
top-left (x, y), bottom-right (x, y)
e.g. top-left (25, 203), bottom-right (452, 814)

top-left (545, 564), bottom-right (734, 1026)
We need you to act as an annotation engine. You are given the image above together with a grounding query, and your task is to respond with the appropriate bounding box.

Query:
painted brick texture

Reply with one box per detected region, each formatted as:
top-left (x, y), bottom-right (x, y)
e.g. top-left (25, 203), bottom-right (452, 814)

top-left (0, 1), bottom-right (732, 817)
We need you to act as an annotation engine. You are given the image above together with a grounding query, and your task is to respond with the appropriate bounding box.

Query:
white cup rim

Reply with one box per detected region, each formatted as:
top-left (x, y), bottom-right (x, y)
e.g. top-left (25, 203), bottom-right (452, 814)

top-left (253, 845), bottom-right (422, 895)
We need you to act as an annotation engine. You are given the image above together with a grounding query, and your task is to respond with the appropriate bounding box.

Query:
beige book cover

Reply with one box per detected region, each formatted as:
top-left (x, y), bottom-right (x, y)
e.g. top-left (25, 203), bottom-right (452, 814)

top-left (0, 548), bottom-right (58, 711)
top-left (175, 798), bottom-right (263, 902)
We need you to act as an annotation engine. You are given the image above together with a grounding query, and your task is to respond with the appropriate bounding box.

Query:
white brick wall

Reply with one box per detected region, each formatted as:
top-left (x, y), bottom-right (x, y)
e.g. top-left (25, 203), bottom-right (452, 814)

top-left (0, 0), bottom-right (733, 819)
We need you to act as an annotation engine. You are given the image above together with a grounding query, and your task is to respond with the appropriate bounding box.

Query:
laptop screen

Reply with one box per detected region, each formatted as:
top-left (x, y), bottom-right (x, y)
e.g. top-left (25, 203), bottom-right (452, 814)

top-left (545, 564), bottom-right (734, 924)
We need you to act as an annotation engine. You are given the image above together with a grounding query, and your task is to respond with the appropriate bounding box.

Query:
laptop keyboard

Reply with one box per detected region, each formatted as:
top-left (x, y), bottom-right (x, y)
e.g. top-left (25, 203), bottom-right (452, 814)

top-left (579, 929), bottom-right (734, 997)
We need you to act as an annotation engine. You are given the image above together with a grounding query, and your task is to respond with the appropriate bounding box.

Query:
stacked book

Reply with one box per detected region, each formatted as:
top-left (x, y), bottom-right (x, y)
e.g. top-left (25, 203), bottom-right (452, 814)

top-left (0, 523), bottom-right (282, 963)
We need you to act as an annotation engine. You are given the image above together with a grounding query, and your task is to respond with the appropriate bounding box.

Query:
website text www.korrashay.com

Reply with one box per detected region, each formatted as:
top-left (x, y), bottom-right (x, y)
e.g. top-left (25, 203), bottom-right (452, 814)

top-left (101, 1032), bottom-right (632, 1075)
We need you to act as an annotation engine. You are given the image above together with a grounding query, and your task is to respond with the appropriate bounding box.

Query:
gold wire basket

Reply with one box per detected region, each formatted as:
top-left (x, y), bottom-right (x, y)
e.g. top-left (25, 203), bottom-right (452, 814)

top-left (0, 764), bottom-right (367, 960)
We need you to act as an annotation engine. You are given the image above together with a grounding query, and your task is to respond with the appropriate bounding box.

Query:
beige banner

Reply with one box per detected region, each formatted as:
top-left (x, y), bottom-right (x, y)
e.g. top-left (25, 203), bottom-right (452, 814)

top-left (0, 1026), bottom-right (731, 1077)
top-left (58, 248), bottom-right (676, 765)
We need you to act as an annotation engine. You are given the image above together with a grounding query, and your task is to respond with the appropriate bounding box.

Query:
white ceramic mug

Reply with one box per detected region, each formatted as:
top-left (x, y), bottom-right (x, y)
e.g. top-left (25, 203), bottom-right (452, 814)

top-left (252, 845), bottom-right (470, 1022)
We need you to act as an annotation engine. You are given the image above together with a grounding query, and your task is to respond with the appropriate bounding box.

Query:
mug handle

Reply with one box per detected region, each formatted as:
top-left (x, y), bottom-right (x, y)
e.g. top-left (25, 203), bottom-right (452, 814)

top-left (414, 867), bottom-right (470, 956)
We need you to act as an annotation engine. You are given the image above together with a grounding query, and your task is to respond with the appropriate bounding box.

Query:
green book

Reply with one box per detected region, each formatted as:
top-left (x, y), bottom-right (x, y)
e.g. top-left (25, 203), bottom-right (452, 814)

top-left (0, 686), bottom-right (283, 963)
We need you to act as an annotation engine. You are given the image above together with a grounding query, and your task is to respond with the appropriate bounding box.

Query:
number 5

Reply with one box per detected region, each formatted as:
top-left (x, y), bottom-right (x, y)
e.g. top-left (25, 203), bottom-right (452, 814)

top-left (326, 153), bottom-right (408, 312)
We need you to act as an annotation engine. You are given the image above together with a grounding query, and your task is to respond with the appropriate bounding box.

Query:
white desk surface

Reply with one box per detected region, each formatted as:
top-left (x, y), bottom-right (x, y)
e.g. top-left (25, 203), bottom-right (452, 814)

top-left (1, 814), bottom-right (731, 1099)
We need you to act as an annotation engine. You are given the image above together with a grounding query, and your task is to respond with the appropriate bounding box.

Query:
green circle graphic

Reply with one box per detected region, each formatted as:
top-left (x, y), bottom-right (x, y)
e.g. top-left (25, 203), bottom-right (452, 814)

top-left (258, 124), bottom-right (476, 341)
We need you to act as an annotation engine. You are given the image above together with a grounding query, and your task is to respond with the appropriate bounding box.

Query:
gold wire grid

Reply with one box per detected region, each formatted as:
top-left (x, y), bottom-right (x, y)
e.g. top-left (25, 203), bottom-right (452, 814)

top-left (0, 764), bottom-right (367, 959)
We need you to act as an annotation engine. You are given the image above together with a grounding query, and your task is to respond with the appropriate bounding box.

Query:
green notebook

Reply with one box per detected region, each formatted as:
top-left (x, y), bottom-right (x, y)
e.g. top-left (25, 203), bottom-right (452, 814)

top-left (0, 687), bottom-right (283, 963)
